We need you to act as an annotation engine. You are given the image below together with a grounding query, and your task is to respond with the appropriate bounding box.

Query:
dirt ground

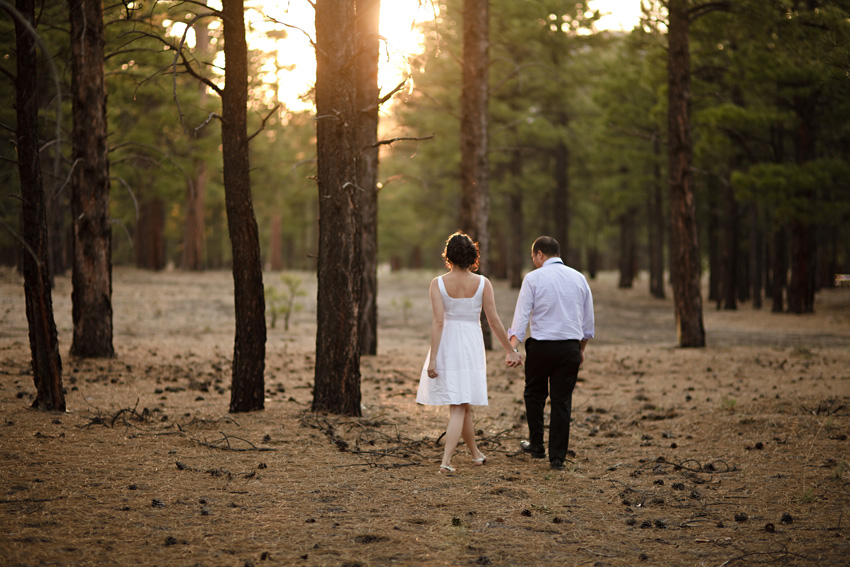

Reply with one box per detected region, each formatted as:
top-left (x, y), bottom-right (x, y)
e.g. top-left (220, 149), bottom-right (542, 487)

top-left (1, 266), bottom-right (849, 567)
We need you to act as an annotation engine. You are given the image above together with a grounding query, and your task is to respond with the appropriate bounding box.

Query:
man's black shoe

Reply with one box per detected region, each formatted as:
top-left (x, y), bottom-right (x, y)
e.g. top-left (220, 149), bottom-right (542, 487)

top-left (550, 458), bottom-right (566, 471)
top-left (520, 441), bottom-right (545, 459)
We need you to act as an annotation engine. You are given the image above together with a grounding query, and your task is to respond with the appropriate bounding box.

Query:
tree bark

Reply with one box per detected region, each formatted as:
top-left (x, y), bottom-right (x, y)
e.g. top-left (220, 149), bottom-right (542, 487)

top-left (719, 180), bottom-right (737, 310)
top-left (269, 213), bottom-right (283, 271)
top-left (69, 0), bottom-right (113, 358)
top-left (749, 205), bottom-right (762, 309)
top-left (553, 139), bottom-right (570, 266)
top-left (222, 0), bottom-right (266, 412)
top-left (787, 98), bottom-right (816, 314)
top-left (356, 0), bottom-right (380, 357)
top-left (648, 134), bottom-right (665, 298)
top-left (587, 247), bottom-right (598, 280)
top-left (788, 221), bottom-right (815, 313)
top-left (14, 0), bottom-right (65, 410)
top-left (134, 198), bottom-right (166, 270)
top-left (666, 0), bottom-right (705, 347)
top-left (707, 193), bottom-right (720, 303)
top-left (313, 0), bottom-right (362, 416)
top-left (181, 18), bottom-right (210, 271)
top-left (508, 153), bottom-right (524, 289)
top-left (460, 0), bottom-right (491, 349)
top-left (460, 0), bottom-right (490, 271)
top-left (617, 209), bottom-right (636, 289)
top-left (771, 227), bottom-right (787, 312)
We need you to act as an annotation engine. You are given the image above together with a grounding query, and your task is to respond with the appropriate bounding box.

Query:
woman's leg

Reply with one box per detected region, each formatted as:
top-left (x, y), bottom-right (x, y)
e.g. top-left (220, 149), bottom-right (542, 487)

top-left (442, 404), bottom-right (467, 468)
top-left (461, 405), bottom-right (484, 460)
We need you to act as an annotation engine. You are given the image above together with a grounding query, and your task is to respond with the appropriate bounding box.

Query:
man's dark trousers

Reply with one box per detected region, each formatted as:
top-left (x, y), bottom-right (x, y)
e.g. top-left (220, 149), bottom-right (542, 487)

top-left (523, 338), bottom-right (582, 462)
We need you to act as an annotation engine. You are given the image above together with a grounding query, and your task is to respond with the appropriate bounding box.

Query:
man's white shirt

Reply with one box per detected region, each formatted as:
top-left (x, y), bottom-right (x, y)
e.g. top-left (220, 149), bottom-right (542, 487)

top-left (508, 257), bottom-right (595, 343)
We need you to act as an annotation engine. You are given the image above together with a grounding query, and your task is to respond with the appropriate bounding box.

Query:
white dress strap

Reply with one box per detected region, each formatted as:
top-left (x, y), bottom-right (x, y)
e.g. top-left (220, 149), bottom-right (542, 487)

top-left (474, 275), bottom-right (485, 297)
top-left (437, 276), bottom-right (448, 298)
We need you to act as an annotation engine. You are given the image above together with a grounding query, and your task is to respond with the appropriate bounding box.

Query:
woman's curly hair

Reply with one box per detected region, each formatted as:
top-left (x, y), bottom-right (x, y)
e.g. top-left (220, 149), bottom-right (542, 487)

top-left (442, 231), bottom-right (480, 270)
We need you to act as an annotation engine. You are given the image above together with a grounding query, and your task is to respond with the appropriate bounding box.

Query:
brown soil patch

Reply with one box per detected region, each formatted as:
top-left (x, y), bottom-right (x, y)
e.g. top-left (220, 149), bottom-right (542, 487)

top-left (1, 267), bottom-right (849, 566)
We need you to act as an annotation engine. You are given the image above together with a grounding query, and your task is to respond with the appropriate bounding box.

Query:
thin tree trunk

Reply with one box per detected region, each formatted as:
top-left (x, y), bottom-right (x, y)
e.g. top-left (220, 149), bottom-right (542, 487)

top-left (356, 0), bottom-right (380, 357)
top-left (749, 205), bottom-right (762, 309)
top-left (14, 0), bottom-right (65, 410)
top-left (771, 227), bottom-right (787, 312)
top-left (222, 0), bottom-right (266, 412)
top-left (41, 144), bottom-right (66, 282)
top-left (587, 247), bottom-right (598, 280)
top-left (788, 221), bottom-right (814, 313)
top-left (182, 153), bottom-right (207, 271)
top-left (508, 153), bottom-right (524, 289)
top-left (720, 179), bottom-right (737, 310)
top-left (181, 18), bottom-right (210, 272)
top-left (268, 213), bottom-right (282, 271)
top-left (667, 0), bottom-right (705, 347)
top-left (617, 210), bottom-right (636, 289)
top-left (313, 0), bottom-right (362, 416)
top-left (69, 0), bottom-right (113, 358)
top-left (553, 139), bottom-right (569, 265)
top-left (649, 134), bottom-right (664, 298)
top-left (707, 193), bottom-right (720, 303)
top-left (787, 99), bottom-right (816, 314)
top-left (134, 198), bottom-right (166, 270)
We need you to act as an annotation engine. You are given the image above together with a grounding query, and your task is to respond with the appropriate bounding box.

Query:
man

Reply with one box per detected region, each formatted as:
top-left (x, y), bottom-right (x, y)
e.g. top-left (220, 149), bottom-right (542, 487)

top-left (508, 236), bottom-right (594, 471)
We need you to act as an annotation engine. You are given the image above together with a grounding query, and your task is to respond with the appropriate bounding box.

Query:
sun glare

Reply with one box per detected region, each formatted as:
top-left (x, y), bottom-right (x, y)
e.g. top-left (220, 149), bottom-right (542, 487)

top-left (250, 1), bottom-right (431, 113)
top-left (589, 0), bottom-right (643, 32)
top-left (169, 1), bottom-right (640, 112)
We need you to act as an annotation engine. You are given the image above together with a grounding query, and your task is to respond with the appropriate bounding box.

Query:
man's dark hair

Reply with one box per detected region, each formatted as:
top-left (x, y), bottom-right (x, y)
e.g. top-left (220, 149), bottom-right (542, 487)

top-left (532, 236), bottom-right (560, 258)
top-left (443, 231), bottom-right (480, 270)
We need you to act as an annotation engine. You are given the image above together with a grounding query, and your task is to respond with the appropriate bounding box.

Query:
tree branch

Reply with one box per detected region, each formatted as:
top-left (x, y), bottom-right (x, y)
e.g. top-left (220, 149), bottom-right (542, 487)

top-left (688, 1), bottom-right (731, 22)
top-left (247, 104), bottom-right (281, 142)
top-left (369, 134), bottom-right (434, 150)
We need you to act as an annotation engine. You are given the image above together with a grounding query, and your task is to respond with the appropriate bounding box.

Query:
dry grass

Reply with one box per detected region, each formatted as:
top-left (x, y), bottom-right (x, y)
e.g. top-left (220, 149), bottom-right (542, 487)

top-left (1, 267), bottom-right (849, 566)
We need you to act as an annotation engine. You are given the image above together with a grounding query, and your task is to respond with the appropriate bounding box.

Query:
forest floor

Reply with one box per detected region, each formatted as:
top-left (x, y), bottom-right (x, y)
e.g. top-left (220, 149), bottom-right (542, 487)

top-left (1, 266), bottom-right (849, 567)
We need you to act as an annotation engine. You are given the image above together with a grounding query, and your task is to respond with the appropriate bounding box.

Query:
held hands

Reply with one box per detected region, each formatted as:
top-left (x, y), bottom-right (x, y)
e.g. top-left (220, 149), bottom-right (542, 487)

top-left (506, 350), bottom-right (522, 368)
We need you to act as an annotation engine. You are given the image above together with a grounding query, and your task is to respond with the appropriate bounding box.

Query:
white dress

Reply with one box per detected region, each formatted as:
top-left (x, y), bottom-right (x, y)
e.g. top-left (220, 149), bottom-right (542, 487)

top-left (417, 275), bottom-right (488, 406)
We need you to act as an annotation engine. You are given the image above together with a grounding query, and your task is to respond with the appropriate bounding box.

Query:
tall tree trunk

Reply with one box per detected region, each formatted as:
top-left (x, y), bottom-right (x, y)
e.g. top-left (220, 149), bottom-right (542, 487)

top-left (666, 0), bottom-right (705, 347)
top-left (459, 0), bottom-right (490, 263)
top-left (14, 0), bottom-right (65, 410)
top-left (818, 227), bottom-right (836, 289)
top-left (788, 221), bottom-right (815, 313)
top-left (553, 138), bottom-right (570, 265)
top-left (182, 151), bottom-right (207, 271)
top-left (787, 99), bottom-right (816, 314)
top-left (41, 144), bottom-right (67, 282)
top-left (749, 205), bottom-right (763, 309)
top-left (313, 0), bottom-right (362, 416)
top-left (587, 247), bottom-right (598, 280)
top-left (269, 213), bottom-right (283, 271)
top-left (356, 0), bottom-right (380, 357)
top-left (134, 198), bottom-right (166, 270)
top-left (648, 134), bottom-right (665, 298)
top-left (508, 152), bottom-right (524, 289)
top-left (181, 17), bottom-right (210, 271)
top-left (617, 210), bottom-right (636, 289)
top-left (771, 227), bottom-right (787, 312)
top-left (719, 180), bottom-right (737, 310)
top-left (222, 0), bottom-right (266, 412)
top-left (460, 0), bottom-right (491, 348)
top-left (69, 0), bottom-right (113, 358)
top-left (707, 193), bottom-right (720, 303)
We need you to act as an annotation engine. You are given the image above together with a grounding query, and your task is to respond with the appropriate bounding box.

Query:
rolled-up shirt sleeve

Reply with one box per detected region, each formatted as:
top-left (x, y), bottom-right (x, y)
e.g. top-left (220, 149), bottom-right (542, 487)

top-left (508, 279), bottom-right (534, 343)
top-left (582, 282), bottom-right (595, 340)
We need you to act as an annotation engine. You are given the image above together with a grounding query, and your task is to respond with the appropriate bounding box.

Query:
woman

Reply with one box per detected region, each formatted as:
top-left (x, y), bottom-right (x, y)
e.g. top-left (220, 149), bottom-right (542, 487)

top-left (417, 232), bottom-right (522, 473)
